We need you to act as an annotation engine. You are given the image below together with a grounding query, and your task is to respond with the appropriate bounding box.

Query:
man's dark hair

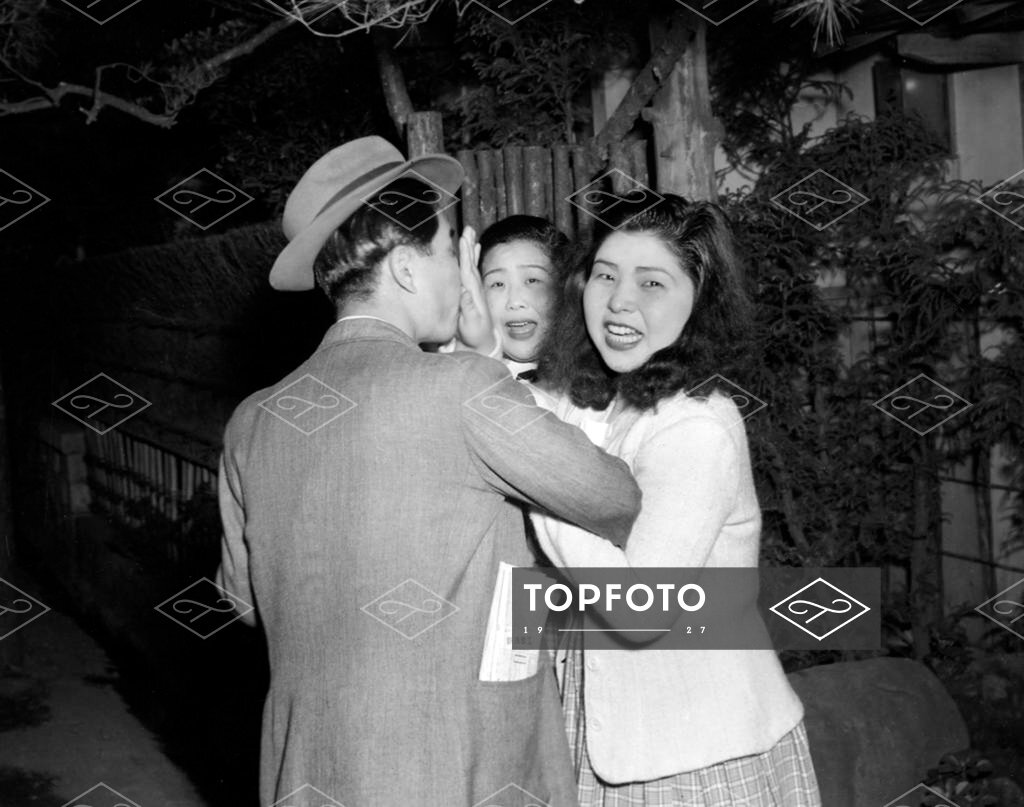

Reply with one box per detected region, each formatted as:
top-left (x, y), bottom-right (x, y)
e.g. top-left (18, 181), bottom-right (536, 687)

top-left (313, 176), bottom-right (443, 306)
top-left (537, 195), bottom-right (754, 411)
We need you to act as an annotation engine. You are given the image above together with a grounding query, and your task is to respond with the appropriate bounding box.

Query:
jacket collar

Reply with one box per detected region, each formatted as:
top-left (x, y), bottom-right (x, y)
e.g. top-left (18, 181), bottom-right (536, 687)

top-left (316, 315), bottom-right (418, 353)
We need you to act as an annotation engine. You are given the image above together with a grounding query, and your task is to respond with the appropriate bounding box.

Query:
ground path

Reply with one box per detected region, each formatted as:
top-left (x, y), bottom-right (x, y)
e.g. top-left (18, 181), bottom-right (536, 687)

top-left (0, 568), bottom-right (206, 807)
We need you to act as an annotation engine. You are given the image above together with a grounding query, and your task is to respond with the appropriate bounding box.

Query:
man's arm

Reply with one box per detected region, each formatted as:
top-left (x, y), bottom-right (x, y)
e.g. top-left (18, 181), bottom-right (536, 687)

top-left (457, 355), bottom-right (641, 546)
top-left (214, 433), bottom-right (258, 628)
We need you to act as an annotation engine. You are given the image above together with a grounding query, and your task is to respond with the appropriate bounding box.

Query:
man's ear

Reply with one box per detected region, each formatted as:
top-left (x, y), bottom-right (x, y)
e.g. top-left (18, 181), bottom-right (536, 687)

top-left (384, 245), bottom-right (417, 293)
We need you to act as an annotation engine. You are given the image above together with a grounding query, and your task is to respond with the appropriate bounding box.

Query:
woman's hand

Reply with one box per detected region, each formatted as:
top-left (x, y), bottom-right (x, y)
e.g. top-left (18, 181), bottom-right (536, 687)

top-left (455, 226), bottom-right (497, 355)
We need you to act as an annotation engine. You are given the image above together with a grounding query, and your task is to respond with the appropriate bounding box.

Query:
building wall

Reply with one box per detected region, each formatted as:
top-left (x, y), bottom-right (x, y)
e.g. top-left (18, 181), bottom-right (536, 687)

top-left (714, 52), bottom-right (1024, 610)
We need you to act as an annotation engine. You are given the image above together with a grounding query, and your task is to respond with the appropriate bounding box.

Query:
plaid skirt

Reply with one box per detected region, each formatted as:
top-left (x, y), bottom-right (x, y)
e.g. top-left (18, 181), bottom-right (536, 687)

top-left (560, 649), bottom-right (822, 807)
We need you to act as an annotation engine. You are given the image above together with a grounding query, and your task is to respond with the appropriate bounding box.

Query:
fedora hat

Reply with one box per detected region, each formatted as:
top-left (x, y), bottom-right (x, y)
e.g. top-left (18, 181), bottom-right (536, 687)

top-left (269, 136), bottom-right (464, 291)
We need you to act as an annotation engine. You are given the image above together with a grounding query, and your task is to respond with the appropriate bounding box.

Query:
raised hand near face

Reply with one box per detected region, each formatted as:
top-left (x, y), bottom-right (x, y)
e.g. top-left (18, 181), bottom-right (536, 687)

top-left (456, 226), bottom-right (498, 356)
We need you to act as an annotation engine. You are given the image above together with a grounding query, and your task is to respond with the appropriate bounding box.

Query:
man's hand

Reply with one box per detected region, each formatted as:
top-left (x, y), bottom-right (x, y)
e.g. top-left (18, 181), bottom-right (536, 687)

top-left (455, 226), bottom-right (498, 355)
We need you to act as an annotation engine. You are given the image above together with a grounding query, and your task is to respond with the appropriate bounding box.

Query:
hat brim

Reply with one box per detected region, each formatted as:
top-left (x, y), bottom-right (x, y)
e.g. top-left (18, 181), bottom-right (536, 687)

top-left (269, 154), bottom-right (465, 292)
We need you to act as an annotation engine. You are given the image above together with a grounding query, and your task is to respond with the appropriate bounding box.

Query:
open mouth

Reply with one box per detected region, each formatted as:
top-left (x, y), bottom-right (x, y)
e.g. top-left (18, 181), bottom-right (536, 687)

top-left (604, 322), bottom-right (643, 348)
top-left (505, 320), bottom-right (538, 339)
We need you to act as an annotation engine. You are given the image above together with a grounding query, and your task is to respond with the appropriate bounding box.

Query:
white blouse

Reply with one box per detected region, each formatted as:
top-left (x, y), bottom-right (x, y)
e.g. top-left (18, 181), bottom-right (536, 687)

top-left (531, 388), bottom-right (805, 782)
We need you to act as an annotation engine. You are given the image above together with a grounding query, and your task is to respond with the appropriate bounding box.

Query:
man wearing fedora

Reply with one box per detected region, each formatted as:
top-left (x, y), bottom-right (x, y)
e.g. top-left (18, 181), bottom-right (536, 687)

top-left (216, 137), bottom-right (641, 807)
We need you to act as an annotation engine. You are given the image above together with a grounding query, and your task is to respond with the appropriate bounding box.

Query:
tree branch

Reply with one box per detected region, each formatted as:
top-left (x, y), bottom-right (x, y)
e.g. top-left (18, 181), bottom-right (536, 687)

top-left (372, 28), bottom-right (415, 133)
top-left (197, 16), bottom-right (294, 75)
top-left (0, 16), bottom-right (296, 127)
top-left (586, 10), bottom-right (693, 164)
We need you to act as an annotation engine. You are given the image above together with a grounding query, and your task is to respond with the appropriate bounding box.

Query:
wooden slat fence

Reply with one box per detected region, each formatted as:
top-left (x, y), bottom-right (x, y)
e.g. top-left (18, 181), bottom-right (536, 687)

top-left (454, 140), bottom-right (652, 240)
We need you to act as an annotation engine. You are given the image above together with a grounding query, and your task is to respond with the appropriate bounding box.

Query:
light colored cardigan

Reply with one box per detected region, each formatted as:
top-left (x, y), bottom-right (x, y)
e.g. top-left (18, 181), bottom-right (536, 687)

top-left (530, 387), bottom-right (805, 784)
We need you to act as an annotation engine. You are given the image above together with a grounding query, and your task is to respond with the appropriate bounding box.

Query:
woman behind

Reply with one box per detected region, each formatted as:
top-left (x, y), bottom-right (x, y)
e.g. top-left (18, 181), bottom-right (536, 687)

top-left (532, 195), bottom-right (821, 806)
top-left (477, 214), bottom-right (571, 379)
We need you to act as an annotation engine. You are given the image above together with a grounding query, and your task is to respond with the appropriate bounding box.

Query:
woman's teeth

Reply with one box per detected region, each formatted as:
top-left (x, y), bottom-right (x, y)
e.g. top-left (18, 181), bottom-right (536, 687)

top-left (606, 323), bottom-right (642, 345)
top-left (506, 320), bottom-right (538, 339)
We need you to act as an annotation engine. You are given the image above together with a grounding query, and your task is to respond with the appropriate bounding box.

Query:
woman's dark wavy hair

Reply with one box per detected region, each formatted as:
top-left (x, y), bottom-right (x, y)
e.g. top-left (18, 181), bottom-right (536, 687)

top-left (478, 214), bottom-right (571, 285)
top-left (537, 194), bottom-right (754, 411)
top-left (313, 176), bottom-right (442, 307)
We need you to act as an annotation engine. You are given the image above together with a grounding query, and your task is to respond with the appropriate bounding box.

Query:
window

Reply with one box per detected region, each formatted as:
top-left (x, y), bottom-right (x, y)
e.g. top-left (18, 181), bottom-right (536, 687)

top-left (873, 61), bottom-right (953, 154)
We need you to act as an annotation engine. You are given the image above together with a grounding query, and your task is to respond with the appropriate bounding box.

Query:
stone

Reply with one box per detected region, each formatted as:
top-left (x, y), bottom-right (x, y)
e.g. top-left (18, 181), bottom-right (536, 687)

top-left (788, 657), bottom-right (970, 807)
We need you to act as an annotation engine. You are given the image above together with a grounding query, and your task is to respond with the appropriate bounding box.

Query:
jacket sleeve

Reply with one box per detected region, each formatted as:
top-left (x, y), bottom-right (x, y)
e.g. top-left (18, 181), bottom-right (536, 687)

top-left (214, 422), bottom-right (258, 628)
top-left (457, 354), bottom-right (641, 547)
top-left (531, 414), bottom-right (740, 569)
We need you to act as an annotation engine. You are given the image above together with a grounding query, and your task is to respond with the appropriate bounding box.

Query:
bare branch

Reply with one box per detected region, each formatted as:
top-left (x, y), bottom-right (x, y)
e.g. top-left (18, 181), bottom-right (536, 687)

top-left (0, 80), bottom-right (178, 126)
top-left (259, 0), bottom-right (442, 38)
top-left (0, 16), bottom-right (295, 126)
top-left (587, 10), bottom-right (692, 163)
top-left (197, 16), bottom-right (294, 74)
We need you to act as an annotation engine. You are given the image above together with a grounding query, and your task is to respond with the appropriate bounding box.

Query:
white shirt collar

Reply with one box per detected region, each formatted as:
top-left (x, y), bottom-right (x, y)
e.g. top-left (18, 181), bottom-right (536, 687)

top-left (336, 314), bottom-right (398, 326)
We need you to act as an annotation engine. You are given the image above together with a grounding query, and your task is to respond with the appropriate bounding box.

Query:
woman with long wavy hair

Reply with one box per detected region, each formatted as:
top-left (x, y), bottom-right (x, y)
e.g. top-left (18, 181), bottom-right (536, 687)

top-left (531, 194), bottom-right (822, 807)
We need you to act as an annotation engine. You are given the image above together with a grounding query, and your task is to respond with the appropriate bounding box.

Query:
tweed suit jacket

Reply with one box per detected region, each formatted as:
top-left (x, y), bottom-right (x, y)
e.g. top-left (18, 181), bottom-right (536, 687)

top-left (216, 317), bottom-right (641, 807)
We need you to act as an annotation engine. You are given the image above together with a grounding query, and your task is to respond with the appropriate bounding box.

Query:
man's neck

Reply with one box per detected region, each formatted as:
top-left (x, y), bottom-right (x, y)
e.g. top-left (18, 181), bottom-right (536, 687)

top-left (337, 302), bottom-right (413, 338)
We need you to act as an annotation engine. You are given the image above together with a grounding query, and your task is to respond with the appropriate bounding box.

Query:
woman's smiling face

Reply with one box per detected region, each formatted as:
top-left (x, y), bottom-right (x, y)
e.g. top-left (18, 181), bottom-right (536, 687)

top-left (582, 230), bottom-right (697, 374)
